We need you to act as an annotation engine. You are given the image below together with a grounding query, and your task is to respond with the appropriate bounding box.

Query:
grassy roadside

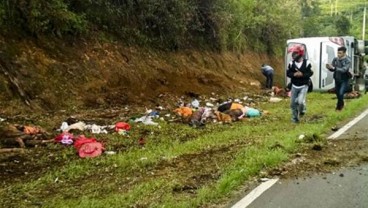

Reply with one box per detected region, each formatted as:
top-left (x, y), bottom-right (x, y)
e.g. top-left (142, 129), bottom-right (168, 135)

top-left (1, 92), bottom-right (368, 208)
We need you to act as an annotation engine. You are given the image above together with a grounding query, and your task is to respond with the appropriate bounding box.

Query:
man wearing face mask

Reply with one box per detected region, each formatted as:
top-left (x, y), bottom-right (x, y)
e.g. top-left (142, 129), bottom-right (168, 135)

top-left (326, 46), bottom-right (352, 111)
top-left (287, 49), bottom-right (313, 123)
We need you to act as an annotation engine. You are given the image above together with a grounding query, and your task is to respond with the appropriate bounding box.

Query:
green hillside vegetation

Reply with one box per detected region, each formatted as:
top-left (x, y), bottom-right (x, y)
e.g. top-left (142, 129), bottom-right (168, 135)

top-left (0, 0), bottom-right (367, 112)
top-left (1, 0), bottom-right (366, 52)
top-left (318, 0), bottom-right (368, 38)
top-left (0, 0), bottom-right (301, 53)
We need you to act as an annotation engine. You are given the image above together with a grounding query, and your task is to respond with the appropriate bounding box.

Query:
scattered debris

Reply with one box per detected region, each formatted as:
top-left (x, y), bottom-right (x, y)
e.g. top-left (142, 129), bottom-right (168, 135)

top-left (323, 158), bottom-right (341, 166)
top-left (138, 138), bottom-right (146, 146)
top-left (54, 132), bottom-right (74, 145)
top-left (331, 126), bottom-right (339, 131)
top-left (269, 97), bottom-right (283, 103)
top-left (0, 148), bottom-right (25, 154)
top-left (312, 144), bottom-right (323, 151)
top-left (259, 178), bottom-right (270, 182)
top-left (0, 124), bottom-right (52, 149)
top-left (105, 151), bottom-right (117, 155)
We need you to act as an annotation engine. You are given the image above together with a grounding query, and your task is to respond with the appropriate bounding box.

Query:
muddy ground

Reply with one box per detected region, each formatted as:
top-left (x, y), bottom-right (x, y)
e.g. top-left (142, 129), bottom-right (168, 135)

top-left (0, 36), bottom-right (278, 187)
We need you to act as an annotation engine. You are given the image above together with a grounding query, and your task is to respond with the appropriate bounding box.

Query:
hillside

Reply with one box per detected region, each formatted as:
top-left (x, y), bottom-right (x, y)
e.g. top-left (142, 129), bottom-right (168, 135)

top-left (0, 35), bottom-right (283, 118)
top-left (0, 0), bottom-right (296, 120)
top-left (2, 1), bottom-right (368, 207)
top-left (3, 0), bottom-right (363, 118)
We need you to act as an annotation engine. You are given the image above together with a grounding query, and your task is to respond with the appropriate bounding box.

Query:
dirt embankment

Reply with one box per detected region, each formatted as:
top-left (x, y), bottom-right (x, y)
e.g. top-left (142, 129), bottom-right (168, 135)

top-left (0, 36), bottom-right (283, 115)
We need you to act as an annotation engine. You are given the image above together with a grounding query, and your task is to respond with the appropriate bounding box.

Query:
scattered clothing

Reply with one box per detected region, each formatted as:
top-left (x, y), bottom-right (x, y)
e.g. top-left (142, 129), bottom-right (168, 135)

top-left (134, 115), bottom-right (158, 125)
top-left (78, 142), bottom-right (104, 158)
top-left (214, 111), bottom-right (232, 123)
top-left (22, 125), bottom-right (43, 135)
top-left (190, 107), bottom-right (206, 127)
top-left (173, 107), bottom-right (193, 118)
top-left (225, 109), bottom-right (244, 121)
top-left (245, 108), bottom-right (261, 117)
top-left (54, 132), bottom-right (74, 145)
top-left (191, 99), bottom-right (200, 108)
top-left (115, 122), bottom-right (131, 132)
top-left (74, 135), bottom-right (104, 158)
top-left (64, 121), bottom-right (87, 132)
top-left (218, 102), bottom-right (244, 112)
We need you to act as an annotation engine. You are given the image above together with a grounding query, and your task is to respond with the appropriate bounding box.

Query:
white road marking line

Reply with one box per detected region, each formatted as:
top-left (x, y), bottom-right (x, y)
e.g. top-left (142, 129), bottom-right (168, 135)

top-left (231, 178), bottom-right (279, 208)
top-left (232, 108), bottom-right (368, 208)
top-left (328, 108), bottom-right (368, 139)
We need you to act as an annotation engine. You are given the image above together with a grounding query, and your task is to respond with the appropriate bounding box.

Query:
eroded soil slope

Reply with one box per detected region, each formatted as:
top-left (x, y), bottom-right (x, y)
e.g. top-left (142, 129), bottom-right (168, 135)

top-left (0, 35), bottom-right (283, 115)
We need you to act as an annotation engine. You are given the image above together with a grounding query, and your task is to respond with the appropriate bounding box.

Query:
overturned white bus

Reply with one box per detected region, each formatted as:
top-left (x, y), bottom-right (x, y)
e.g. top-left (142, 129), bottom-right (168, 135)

top-left (285, 36), bottom-right (368, 92)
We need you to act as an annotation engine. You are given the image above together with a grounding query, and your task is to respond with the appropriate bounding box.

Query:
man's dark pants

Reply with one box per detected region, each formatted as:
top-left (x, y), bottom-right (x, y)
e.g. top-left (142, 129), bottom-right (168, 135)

top-left (335, 80), bottom-right (348, 110)
top-left (263, 71), bottom-right (273, 89)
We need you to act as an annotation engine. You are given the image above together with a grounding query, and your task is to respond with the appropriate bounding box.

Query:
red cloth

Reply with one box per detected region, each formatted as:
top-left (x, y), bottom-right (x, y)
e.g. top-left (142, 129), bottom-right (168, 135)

top-left (78, 142), bottom-right (104, 158)
top-left (73, 135), bottom-right (97, 150)
top-left (115, 122), bottom-right (131, 132)
top-left (73, 135), bottom-right (104, 158)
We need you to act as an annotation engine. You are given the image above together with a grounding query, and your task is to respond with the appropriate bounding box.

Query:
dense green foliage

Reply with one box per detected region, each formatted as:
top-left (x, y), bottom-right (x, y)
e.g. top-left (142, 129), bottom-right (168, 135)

top-left (0, 0), bottom-right (302, 53)
top-left (318, 0), bottom-right (368, 38)
top-left (0, 0), bottom-right (86, 36)
top-left (0, 0), bottom-right (366, 52)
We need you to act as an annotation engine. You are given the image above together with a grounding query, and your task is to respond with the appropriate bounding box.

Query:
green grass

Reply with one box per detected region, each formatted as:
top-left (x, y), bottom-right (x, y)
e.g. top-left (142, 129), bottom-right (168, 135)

top-left (1, 92), bottom-right (368, 208)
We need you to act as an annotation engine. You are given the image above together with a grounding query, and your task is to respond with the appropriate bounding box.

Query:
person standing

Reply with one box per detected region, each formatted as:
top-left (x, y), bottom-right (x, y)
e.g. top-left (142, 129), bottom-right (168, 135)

top-left (287, 50), bottom-right (313, 123)
top-left (326, 46), bottom-right (352, 111)
top-left (261, 64), bottom-right (274, 89)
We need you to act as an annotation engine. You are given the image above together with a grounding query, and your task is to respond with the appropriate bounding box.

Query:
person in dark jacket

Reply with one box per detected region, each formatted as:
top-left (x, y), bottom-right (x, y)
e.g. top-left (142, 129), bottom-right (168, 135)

top-left (287, 50), bottom-right (313, 123)
top-left (326, 46), bottom-right (352, 111)
top-left (261, 64), bottom-right (274, 89)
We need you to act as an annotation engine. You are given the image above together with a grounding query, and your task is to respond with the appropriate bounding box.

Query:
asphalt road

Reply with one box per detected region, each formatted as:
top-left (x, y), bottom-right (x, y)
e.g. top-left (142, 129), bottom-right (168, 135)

top-left (232, 109), bottom-right (368, 208)
top-left (247, 164), bottom-right (368, 208)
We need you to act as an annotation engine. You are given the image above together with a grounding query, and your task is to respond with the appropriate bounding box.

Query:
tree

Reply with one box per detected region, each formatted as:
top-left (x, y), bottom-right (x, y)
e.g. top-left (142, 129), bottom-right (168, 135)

top-left (300, 0), bottom-right (323, 37)
top-left (335, 15), bottom-right (351, 35)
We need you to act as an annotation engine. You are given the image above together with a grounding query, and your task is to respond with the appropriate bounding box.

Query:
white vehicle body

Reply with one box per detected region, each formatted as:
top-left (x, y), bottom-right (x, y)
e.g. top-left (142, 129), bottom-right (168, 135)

top-left (285, 36), bottom-right (367, 91)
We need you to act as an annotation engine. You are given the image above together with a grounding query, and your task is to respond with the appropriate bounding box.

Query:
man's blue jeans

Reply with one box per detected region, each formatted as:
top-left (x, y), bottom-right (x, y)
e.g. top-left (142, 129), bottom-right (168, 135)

top-left (290, 85), bottom-right (309, 122)
top-left (262, 71), bottom-right (273, 89)
top-left (335, 80), bottom-right (348, 110)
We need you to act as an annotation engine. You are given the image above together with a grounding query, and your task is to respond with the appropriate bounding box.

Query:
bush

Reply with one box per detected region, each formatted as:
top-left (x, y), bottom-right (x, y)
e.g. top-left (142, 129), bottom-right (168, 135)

top-left (212, 0), bottom-right (301, 53)
top-left (22, 0), bottom-right (87, 36)
top-left (0, 0), bottom-right (86, 36)
top-left (0, 3), bottom-right (4, 28)
top-left (0, 0), bottom-right (307, 53)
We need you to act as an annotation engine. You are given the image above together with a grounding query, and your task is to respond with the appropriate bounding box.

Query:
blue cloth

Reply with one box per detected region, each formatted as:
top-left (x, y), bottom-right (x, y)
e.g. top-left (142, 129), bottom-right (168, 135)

top-left (246, 108), bottom-right (260, 117)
